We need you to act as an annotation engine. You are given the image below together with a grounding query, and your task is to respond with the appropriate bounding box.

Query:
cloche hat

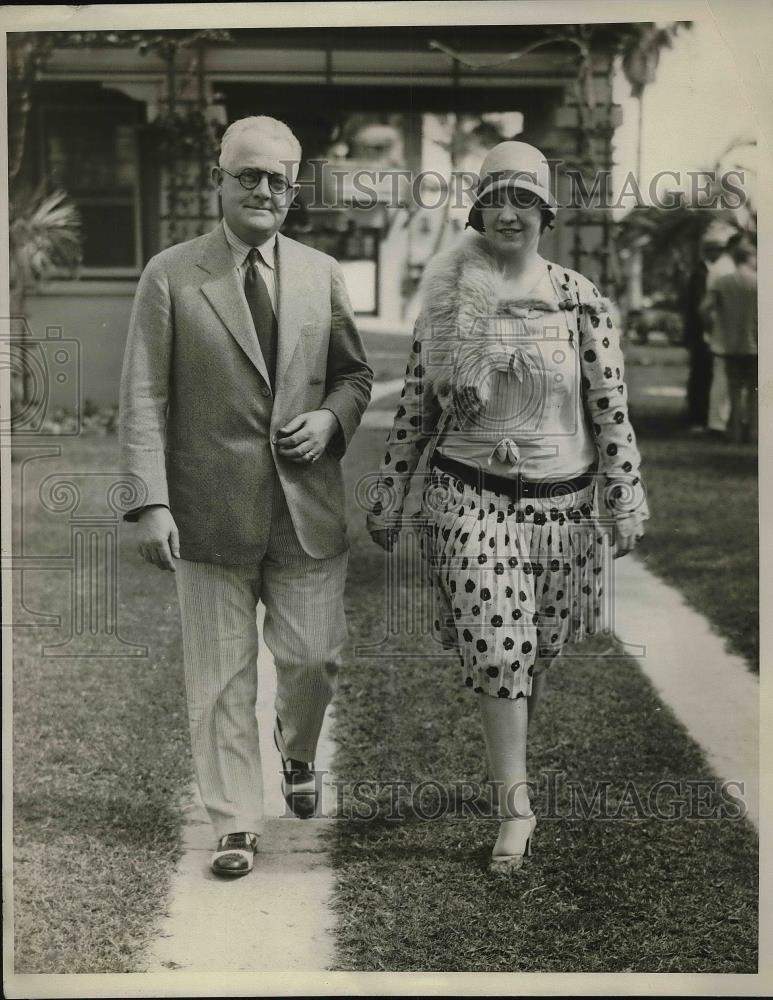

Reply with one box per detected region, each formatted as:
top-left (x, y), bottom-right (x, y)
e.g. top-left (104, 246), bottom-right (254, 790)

top-left (467, 141), bottom-right (557, 232)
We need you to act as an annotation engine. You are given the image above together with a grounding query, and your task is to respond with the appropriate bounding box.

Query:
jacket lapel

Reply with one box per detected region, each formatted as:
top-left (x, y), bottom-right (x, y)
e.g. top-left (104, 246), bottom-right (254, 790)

top-left (197, 223), bottom-right (272, 388)
top-left (275, 233), bottom-right (305, 385)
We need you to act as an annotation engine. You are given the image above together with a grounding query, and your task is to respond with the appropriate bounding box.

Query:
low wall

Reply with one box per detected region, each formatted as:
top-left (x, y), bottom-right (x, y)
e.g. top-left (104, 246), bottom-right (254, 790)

top-left (23, 281), bottom-right (138, 411)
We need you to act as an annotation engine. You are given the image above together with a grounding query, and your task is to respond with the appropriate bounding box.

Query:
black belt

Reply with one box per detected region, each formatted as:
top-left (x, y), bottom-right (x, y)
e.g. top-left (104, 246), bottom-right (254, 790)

top-left (430, 450), bottom-right (594, 501)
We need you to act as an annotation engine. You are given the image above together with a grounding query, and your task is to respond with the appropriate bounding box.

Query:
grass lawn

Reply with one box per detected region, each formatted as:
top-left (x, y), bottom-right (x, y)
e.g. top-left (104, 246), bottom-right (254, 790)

top-left (328, 428), bottom-right (758, 973)
top-left (11, 437), bottom-right (191, 973)
top-left (631, 413), bottom-right (758, 670)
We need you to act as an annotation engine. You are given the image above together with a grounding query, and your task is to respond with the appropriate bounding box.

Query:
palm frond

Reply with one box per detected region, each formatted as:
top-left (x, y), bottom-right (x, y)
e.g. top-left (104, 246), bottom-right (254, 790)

top-left (620, 22), bottom-right (691, 98)
top-left (10, 185), bottom-right (82, 290)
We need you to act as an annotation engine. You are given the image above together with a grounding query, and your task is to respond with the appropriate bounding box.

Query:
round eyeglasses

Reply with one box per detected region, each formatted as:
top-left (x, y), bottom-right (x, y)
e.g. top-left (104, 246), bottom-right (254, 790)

top-left (220, 167), bottom-right (293, 195)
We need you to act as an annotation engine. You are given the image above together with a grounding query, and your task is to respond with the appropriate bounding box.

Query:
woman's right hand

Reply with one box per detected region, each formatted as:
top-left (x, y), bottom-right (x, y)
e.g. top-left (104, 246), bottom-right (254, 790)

top-left (452, 384), bottom-right (485, 423)
top-left (369, 527), bottom-right (400, 551)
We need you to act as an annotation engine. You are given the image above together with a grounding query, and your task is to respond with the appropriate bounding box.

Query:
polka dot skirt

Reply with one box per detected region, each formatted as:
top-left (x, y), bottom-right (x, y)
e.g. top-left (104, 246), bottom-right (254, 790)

top-left (419, 470), bottom-right (606, 700)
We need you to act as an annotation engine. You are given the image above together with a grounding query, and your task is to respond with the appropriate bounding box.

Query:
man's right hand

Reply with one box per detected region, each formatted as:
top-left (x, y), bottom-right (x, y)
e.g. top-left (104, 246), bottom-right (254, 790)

top-left (136, 506), bottom-right (180, 571)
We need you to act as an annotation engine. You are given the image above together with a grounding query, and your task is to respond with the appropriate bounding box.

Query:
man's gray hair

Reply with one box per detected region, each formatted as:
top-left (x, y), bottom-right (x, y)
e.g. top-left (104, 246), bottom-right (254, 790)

top-left (219, 116), bottom-right (302, 169)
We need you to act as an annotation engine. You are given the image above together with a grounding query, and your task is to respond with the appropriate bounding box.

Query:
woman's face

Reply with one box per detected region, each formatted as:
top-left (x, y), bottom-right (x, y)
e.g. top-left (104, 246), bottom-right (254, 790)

top-left (480, 185), bottom-right (543, 258)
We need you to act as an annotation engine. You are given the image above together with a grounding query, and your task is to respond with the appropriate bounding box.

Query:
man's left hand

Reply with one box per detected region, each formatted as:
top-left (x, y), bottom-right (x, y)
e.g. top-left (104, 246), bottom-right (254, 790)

top-left (274, 409), bottom-right (339, 464)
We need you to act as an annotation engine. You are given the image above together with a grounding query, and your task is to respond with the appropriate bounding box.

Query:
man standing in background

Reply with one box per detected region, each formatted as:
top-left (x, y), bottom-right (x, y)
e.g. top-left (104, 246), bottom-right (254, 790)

top-left (684, 222), bottom-right (735, 434)
top-left (705, 233), bottom-right (757, 443)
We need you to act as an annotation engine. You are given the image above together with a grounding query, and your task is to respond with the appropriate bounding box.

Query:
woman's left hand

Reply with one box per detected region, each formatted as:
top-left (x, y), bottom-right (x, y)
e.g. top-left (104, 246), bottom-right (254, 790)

top-left (611, 520), bottom-right (645, 559)
top-left (274, 409), bottom-right (339, 464)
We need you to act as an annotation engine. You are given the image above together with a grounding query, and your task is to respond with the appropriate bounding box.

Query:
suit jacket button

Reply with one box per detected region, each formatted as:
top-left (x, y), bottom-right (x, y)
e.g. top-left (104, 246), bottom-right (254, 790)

top-left (261, 386), bottom-right (271, 397)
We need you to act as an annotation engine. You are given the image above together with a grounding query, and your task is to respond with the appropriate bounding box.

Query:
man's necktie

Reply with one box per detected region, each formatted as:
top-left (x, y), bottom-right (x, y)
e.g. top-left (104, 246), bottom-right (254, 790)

top-left (244, 247), bottom-right (278, 389)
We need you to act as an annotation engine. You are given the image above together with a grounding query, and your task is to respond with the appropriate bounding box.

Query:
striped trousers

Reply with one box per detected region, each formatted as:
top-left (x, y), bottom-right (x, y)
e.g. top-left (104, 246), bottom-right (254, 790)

top-left (174, 480), bottom-right (348, 838)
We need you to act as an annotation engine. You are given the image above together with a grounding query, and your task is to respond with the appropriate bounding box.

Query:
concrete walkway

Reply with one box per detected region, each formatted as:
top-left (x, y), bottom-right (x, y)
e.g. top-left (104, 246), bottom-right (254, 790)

top-left (142, 606), bottom-right (339, 973)
top-left (613, 553), bottom-right (759, 828)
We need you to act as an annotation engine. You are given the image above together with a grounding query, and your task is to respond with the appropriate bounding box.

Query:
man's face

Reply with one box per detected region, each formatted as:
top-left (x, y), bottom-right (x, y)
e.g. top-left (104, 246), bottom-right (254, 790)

top-left (214, 130), bottom-right (298, 245)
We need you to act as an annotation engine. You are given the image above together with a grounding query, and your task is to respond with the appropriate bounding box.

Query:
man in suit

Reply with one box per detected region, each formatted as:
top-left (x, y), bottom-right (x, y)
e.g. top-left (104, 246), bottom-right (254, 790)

top-left (119, 116), bottom-right (372, 877)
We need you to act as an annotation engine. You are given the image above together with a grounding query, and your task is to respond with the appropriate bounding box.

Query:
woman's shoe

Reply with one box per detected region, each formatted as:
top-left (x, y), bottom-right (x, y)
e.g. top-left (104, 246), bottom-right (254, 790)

top-left (488, 813), bottom-right (536, 874)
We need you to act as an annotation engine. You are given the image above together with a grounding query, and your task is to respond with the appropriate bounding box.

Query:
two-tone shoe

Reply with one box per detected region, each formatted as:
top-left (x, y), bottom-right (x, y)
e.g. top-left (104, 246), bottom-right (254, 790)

top-left (274, 718), bottom-right (318, 819)
top-left (210, 831), bottom-right (259, 877)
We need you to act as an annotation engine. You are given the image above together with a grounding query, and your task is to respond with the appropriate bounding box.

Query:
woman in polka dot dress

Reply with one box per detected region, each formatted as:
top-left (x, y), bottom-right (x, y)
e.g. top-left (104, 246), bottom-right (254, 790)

top-left (367, 142), bottom-right (649, 872)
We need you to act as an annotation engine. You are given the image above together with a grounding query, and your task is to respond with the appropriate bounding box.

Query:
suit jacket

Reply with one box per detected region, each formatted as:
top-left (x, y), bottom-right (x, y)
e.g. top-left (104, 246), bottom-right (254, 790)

top-left (119, 222), bottom-right (372, 564)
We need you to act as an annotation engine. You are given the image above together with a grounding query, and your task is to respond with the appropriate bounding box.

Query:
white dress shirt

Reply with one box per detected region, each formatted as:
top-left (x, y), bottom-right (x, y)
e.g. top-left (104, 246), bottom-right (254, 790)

top-left (222, 219), bottom-right (278, 314)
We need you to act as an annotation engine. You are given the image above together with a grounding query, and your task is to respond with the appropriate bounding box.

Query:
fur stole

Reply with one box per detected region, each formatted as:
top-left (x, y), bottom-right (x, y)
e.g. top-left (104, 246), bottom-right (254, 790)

top-left (414, 230), bottom-right (609, 412)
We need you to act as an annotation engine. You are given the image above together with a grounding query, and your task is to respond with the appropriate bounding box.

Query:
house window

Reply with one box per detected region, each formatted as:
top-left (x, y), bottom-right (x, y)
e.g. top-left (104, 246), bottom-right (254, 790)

top-left (39, 102), bottom-right (143, 276)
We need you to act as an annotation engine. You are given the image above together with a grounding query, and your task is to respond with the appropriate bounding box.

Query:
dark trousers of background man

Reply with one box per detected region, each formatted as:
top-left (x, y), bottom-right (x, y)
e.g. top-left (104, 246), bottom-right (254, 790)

top-left (686, 338), bottom-right (712, 427)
